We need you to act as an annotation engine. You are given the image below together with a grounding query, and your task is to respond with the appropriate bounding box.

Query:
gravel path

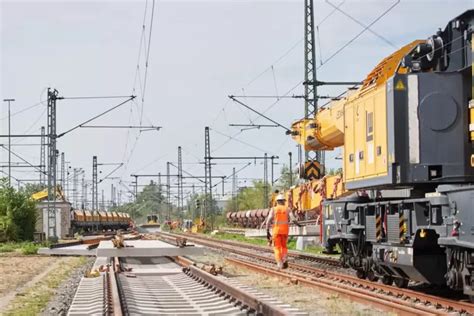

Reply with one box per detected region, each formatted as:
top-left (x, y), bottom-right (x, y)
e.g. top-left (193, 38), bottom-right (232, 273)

top-left (189, 249), bottom-right (387, 316)
top-left (41, 257), bottom-right (95, 316)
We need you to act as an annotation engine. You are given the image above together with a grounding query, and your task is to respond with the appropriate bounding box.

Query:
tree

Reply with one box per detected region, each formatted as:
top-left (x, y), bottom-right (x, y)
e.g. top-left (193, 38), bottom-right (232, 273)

top-left (111, 180), bottom-right (166, 224)
top-left (325, 167), bottom-right (343, 176)
top-left (226, 180), bottom-right (269, 211)
top-left (20, 183), bottom-right (46, 197)
top-left (0, 178), bottom-right (37, 241)
top-left (274, 164), bottom-right (298, 191)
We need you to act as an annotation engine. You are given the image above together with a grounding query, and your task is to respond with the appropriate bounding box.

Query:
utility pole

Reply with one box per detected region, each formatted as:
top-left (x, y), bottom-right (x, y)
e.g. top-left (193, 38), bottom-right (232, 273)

top-left (101, 189), bottom-right (104, 210)
top-left (304, 0), bottom-right (323, 179)
top-left (72, 168), bottom-right (78, 208)
top-left (177, 146), bottom-right (184, 214)
top-left (232, 167), bottom-right (237, 212)
top-left (289, 152), bottom-right (293, 187)
top-left (65, 162), bottom-right (70, 200)
top-left (271, 156), bottom-right (275, 185)
top-left (92, 156), bottom-right (98, 211)
top-left (204, 127), bottom-right (212, 227)
top-left (3, 98), bottom-right (14, 186)
top-left (81, 176), bottom-right (85, 209)
top-left (110, 183), bottom-right (114, 207)
top-left (166, 162), bottom-right (171, 219)
top-left (132, 175), bottom-right (138, 202)
top-left (40, 126), bottom-right (46, 186)
top-left (263, 153), bottom-right (268, 208)
top-left (84, 178), bottom-right (88, 209)
top-left (60, 152), bottom-right (65, 190)
top-left (47, 88), bottom-right (61, 240)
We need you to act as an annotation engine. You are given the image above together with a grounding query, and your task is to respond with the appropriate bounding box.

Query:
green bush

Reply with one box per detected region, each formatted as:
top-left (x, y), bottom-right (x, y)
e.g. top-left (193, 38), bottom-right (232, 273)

top-left (0, 179), bottom-right (37, 241)
top-left (20, 243), bottom-right (39, 255)
top-left (0, 243), bottom-right (16, 253)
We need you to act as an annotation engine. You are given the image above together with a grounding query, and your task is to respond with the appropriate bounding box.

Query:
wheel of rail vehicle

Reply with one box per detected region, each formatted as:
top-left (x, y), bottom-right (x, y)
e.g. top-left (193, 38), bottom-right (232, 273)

top-left (356, 270), bottom-right (367, 279)
top-left (366, 270), bottom-right (378, 282)
top-left (393, 278), bottom-right (409, 288)
top-left (381, 275), bottom-right (393, 285)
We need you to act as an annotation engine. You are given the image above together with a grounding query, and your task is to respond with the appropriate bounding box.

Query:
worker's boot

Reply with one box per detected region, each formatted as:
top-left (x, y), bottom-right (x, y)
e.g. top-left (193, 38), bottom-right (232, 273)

top-left (282, 261), bottom-right (289, 269)
top-left (276, 261), bottom-right (283, 269)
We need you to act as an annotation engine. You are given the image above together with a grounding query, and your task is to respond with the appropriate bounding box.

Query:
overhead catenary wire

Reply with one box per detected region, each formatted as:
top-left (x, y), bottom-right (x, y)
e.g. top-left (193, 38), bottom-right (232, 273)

top-left (57, 96), bottom-right (135, 138)
top-left (120, 0), bottom-right (158, 180)
top-left (210, 0), bottom-right (399, 173)
top-left (210, 127), bottom-right (278, 155)
top-left (320, 0), bottom-right (401, 68)
top-left (139, 0), bottom-right (156, 125)
top-left (207, 1), bottom-right (346, 157)
top-left (225, 0), bottom-right (401, 138)
top-left (60, 95), bottom-right (133, 100)
top-left (325, 0), bottom-right (397, 49)
top-left (0, 101), bottom-right (44, 121)
top-left (0, 145), bottom-right (46, 176)
top-left (228, 96), bottom-right (290, 132)
top-left (211, 162), bottom-right (252, 189)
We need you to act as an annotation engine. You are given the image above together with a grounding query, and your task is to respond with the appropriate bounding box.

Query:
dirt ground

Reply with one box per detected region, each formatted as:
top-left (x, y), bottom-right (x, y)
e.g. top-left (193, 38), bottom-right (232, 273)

top-left (0, 254), bottom-right (87, 315)
top-left (191, 250), bottom-right (393, 316)
top-left (0, 255), bottom-right (59, 299)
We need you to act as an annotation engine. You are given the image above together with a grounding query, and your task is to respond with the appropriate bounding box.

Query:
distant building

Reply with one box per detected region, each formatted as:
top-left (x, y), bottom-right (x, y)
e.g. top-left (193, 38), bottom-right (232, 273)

top-left (35, 201), bottom-right (72, 239)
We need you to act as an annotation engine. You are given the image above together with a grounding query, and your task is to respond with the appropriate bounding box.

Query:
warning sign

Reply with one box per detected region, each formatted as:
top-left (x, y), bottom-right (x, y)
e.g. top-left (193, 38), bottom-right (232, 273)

top-left (303, 161), bottom-right (321, 180)
top-left (394, 79), bottom-right (406, 91)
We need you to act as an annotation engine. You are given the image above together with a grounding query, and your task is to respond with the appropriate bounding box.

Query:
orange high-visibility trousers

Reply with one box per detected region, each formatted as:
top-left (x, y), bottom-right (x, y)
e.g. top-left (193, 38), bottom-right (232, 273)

top-left (273, 234), bottom-right (288, 262)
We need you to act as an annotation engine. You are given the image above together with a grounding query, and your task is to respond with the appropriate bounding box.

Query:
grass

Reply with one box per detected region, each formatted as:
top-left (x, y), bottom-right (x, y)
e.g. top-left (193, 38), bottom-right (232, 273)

top-left (208, 232), bottom-right (269, 247)
top-left (3, 256), bottom-right (88, 316)
top-left (206, 231), bottom-right (335, 256)
top-left (0, 241), bottom-right (49, 255)
top-left (20, 243), bottom-right (40, 255)
top-left (0, 243), bottom-right (17, 253)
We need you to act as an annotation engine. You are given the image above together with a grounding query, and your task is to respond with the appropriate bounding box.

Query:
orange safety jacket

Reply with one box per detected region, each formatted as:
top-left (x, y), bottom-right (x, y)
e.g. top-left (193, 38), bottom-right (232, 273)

top-left (272, 205), bottom-right (289, 236)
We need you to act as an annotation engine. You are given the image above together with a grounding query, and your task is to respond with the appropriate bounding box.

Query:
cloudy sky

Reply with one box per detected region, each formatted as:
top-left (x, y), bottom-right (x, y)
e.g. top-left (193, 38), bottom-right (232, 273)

top-left (0, 0), bottom-right (472, 205)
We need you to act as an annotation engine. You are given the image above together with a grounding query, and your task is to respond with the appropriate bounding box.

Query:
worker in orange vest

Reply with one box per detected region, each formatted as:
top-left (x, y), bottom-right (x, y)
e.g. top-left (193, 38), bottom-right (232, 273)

top-left (266, 193), bottom-right (298, 269)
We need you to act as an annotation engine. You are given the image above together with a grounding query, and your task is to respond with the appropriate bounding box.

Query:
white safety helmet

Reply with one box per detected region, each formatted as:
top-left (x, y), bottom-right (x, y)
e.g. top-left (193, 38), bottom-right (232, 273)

top-left (276, 193), bottom-right (286, 201)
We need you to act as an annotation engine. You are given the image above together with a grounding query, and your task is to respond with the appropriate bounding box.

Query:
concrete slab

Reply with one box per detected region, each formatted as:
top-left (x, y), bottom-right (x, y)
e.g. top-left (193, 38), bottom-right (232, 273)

top-left (120, 257), bottom-right (182, 275)
top-left (245, 225), bottom-right (319, 238)
top-left (92, 257), bottom-right (110, 269)
top-left (296, 236), bottom-right (317, 250)
top-left (96, 239), bottom-right (204, 258)
top-left (38, 244), bottom-right (96, 256)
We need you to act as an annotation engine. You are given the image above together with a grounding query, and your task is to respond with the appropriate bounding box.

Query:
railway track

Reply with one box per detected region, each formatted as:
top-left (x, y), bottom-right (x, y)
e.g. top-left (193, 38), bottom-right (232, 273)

top-left (68, 255), bottom-right (307, 315)
top-left (158, 231), bottom-right (340, 267)
top-left (158, 231), bottom-right (474, 315)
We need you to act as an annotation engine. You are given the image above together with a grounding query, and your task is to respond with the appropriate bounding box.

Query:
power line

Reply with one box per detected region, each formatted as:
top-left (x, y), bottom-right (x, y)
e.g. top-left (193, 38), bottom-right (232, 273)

top-left (140, 0), bottom-right (156, 125)
top-left (326, 0), bottom-right (397, 49)
top-left (320, 0), bottom-right (400, 68)
top-left (209, 3), bottom-right (344, 155)
top-left (61, 95), bottom-right (133, 100)
top-left (210, 127), bottom-right (277, 155)
top-left (0, 144), bottom-right (46, 176)
top-left (57, 96), bottom-right (135, 137)
top-left (0, 101), bottom-right (44, 121)
top-left (228, 96), bottom-right (290, 132)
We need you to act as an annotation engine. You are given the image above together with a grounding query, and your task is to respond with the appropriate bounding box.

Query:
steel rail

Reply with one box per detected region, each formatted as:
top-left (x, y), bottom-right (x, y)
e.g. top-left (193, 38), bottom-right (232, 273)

top-left (108, 255), bottom-right (304, 315)
top-left (184, 265), bottom-right (289, 316)
top-left (159, 232), bottom-right (474, 315)
top-left (160, 231), bottom-right (339, 266)
top-left (108, 258), bottom-right (123, 316)
top-left (226, 256), bottom-right (438, 316)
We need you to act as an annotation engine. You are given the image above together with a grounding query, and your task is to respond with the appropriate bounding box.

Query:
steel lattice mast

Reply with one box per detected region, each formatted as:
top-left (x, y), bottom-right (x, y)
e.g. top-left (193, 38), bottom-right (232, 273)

top-left (46, 88), bottom-right (60, 239)
top-left (204, 127), bottom-right (212, 226)
top-left (304, 0), bottom-right (324, 178)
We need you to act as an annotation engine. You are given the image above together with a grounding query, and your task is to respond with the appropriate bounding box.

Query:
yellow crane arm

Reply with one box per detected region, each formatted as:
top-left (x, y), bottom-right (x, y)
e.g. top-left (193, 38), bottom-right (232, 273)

top-left (290, 40), bottom-right (423, 153)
